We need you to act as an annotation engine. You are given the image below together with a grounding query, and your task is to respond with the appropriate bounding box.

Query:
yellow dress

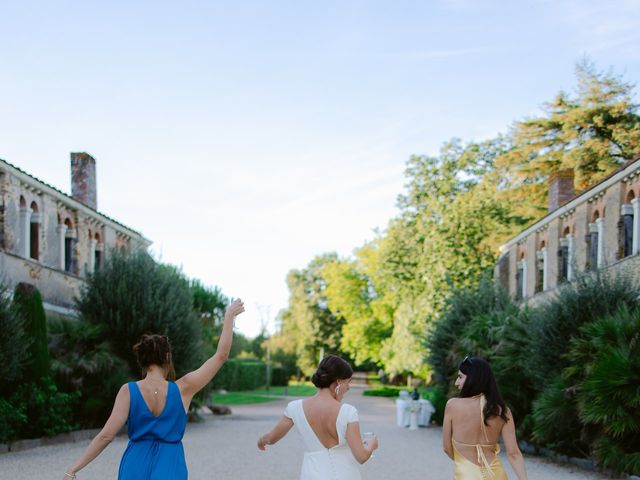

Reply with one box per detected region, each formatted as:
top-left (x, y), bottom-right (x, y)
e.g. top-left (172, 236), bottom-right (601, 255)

top-left (452, 395), bottom-right (508, 480)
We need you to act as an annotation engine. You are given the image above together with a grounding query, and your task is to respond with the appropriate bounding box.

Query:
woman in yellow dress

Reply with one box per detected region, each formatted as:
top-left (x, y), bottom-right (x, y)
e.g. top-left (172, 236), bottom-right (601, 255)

top-left (442, 357), bottom-right (528, 480)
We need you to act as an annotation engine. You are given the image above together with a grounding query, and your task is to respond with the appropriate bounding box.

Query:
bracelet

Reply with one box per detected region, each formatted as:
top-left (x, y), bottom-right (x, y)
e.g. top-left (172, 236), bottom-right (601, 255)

top-left (64, 473), bottom-right (76, 479)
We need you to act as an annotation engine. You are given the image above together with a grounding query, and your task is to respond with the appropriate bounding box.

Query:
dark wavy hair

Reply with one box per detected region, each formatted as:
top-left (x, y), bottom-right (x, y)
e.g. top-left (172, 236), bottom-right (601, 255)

top-left (311, 355), bottom-right (353, 388)
top-left (133, 334), bottom-right (176, 381)
top-left (459, 357), bottom-right (508, 424)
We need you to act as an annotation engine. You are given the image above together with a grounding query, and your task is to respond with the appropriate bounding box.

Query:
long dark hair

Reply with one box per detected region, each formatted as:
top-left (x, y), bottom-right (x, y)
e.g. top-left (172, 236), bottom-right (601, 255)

top-left (459, 357), bottom-right (508, 424)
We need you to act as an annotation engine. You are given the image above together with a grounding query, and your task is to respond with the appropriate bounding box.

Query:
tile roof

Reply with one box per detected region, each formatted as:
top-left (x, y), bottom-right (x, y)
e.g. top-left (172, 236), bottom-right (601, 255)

top-left (0, 157), bottom-right (149, 241)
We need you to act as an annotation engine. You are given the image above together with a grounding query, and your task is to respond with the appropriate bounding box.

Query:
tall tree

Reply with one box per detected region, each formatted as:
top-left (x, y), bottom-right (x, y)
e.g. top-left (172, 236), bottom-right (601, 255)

top-left (495, 60), bottom-right (640, 220)
top-left (279, 253), bottom-right (346, 376)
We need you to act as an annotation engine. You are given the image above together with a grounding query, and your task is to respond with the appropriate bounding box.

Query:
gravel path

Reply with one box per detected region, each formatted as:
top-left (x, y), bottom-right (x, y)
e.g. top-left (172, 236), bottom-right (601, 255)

top-left (0, 387), bottom-right (613, 479)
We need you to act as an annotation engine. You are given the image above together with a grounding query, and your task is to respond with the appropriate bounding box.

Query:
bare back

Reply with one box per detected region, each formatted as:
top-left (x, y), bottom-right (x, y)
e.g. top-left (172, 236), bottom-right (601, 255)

top-left (302, 396), bottom-right (342, 449)
top-left (449, 396), bottom-right (506, 465)
top-left (135, 380), bottom-right (170, 417)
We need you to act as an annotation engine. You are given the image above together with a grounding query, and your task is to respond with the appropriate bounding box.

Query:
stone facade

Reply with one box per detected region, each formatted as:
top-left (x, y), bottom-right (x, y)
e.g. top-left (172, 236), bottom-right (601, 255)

top-left (0, 154), bottom-right (151, 314)
top-left (496, 158), bottom-right (640, 304)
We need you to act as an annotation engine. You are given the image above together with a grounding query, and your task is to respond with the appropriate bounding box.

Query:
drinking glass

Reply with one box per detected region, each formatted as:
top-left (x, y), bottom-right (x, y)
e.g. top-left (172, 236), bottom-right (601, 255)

top-left (362, 431), bottom-right (376, 459)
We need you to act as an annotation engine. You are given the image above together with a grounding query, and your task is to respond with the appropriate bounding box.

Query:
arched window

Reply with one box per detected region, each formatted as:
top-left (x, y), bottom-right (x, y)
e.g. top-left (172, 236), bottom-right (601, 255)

top-left (587, 211), bottom-right (601, 271)
top-left (516, 252), bottom-right (527, 301)
top-left (29, 202), bottom-right (39, 260)
top-left (559, 227), bottom-right (574, 283)
top-left (94, 232), bottom-right (103, 271)
top-left (18, 196), bottom-right (30, 257)
top-left (64, 218), bottom-right (75, 273)
top-left (620, 191), bottom-right (636, 259)
top-left (535, 241), bottom-right (547, 293)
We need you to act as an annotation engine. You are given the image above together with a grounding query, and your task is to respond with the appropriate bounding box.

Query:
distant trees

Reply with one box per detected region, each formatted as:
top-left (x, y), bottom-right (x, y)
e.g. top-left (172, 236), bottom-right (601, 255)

top-left (279, 61), bottom-right (640, 380)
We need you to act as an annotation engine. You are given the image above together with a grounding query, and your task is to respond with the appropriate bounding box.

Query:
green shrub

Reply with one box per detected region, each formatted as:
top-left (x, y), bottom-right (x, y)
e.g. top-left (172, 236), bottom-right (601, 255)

top-left (48, 316), bottom-right (129, 427)
top-left (0, 397), bottom-right (27, 443)
top-left (363, 386), bottom-right (406, 397)
top-left (531, 375), bottom-right (586, 456)
top-left (212, 359), bottom-right (267, 391)
top-left (527, 271), bottom-right (640, 391)
top-left (76, 250), bottom-right (204, 378)
top-left (270, 366), bottom-right (289, 387)
top-left (567, 306), bottom-right (640, 475)
top-left (0, 377), bottom-right (79, 442)
top-left (0, 282), bottom-right (31, 394)
top-left (420, 385), bottom-right (448, 425)
top-left (13, 283), bottom-right (50, 383)
top-left (428, 276), bottom-right (514, 391)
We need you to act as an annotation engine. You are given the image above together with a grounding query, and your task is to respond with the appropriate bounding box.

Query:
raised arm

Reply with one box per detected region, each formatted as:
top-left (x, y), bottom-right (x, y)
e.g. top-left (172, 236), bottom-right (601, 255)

top-left (501, 409), bottom-right (528, 480)
top-left (63, 383), bottom-right (130, 479)
top-left (442, 399), bottom-right (454, 460)
top-left (257, 416), bottom-right (294, 450)
top-left (177, 299), bottom-right (244, 404)
top-left (345, 421), bottom-right (377, 464)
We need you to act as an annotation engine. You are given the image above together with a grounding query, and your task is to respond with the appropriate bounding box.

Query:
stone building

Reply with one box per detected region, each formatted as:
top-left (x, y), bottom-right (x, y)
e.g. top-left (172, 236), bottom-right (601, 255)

top-left (496, 159), bottom-right (640, 304)
top-left (0, 152), bottom-right (151, 315)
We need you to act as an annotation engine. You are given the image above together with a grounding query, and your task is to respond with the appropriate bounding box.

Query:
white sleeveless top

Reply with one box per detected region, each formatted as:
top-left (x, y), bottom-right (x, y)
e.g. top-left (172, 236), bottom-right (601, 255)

top-left (284, 399), bottom-right (362, 480)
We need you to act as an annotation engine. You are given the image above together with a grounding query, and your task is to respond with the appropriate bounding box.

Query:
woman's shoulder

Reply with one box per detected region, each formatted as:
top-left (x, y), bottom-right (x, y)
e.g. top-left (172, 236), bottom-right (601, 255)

top-left (341, 402), bottom-right (358, 412)
top-left (340, 403), bottom-right (359, 422)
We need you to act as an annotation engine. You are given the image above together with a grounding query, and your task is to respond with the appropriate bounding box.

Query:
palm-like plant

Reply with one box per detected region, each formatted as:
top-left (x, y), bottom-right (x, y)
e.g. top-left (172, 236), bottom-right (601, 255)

top-left (567, 306), bottom-right (640, 475)
top-left (49, 316), bottom-right (129, 426)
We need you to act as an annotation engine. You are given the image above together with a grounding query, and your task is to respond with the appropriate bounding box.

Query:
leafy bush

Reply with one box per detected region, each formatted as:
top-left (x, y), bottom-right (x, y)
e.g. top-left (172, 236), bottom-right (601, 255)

top-left (0, 398), bottom-right (27, 443)
top-left (527, 272), bottom-right (640, 391)
top-left (420, 385), bottom-right (448, 425)
top-left (0, 377), bottom-right (79, 442)
top-left (13, 283), bottom-right (50, 383)
top-left (76, 250), bottom-right (204, 378)
top-left (531, 375), bottom-right (586, 456)
top-left (0, 282), bottom-right (31, 393)
top-left (428, 276), bottom-right (514, 390)
top-left (363, 386), bottom-right (406, 397)
top-left (270, 366), bottom-right (289, 387)
top-left (49, 316), bottom-right (129, 427)
top-left (566, 306), bottom-right (640, 475)
top-left (212, 359), bottom-right (267, 391)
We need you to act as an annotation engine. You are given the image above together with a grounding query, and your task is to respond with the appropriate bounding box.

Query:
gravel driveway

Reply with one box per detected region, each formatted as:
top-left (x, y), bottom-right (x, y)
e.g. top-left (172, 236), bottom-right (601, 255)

top-left (0, 387), bottom-right (613, 479)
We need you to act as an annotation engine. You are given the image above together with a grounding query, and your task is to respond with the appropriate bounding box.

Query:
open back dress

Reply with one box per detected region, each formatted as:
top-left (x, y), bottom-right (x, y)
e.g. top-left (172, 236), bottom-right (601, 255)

top-left (285, 399), bottom-right (362, 480)
top-left (118, 381), bottom-right (188, 480)
top-left (451, 394), bottom-right (508, 480)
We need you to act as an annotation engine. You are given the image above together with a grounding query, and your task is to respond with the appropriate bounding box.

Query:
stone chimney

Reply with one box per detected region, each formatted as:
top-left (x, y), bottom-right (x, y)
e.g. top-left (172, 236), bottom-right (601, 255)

top-left (548, 169), bottom-right (574, 213)
top-left (71, 152), bottom-right (97, 210)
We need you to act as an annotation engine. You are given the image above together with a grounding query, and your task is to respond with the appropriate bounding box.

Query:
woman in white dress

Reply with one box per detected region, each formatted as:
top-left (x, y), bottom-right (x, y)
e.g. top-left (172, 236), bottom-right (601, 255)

top-left (257, 355), bottom-right (378, 479)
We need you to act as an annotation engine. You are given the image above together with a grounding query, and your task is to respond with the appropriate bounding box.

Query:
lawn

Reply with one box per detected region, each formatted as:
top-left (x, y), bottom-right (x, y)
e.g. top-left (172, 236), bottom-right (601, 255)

top-left (211, 382), bottom-right (317, 405)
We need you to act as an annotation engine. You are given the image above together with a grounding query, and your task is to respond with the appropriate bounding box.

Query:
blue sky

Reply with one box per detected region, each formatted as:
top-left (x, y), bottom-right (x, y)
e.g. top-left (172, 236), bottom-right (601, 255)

top-left (1, 0), bottom-right (639, 336)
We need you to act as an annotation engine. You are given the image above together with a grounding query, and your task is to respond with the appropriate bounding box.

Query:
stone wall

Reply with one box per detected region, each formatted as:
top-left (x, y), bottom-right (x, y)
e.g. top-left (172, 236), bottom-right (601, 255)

top-left (498, 159), bottom-right (640, 302)
top-left (0, 157), bottom-right (150, 312)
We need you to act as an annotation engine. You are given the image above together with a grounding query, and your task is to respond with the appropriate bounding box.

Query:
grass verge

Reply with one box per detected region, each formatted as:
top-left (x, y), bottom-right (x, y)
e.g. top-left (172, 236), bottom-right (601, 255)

top-left (211, 382), bottom-right (317, 405)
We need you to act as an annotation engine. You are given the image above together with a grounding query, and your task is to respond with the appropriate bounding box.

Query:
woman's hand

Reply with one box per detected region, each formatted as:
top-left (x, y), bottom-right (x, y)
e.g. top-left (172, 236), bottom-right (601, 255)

top-left (257, 435), bottom-right (268, 451)
top-left (364, 434), bottom-right (379, 452)
top-left (225, 299), bottom-right (245, 321)
top-left (62, 472), bottom-right (76, 480)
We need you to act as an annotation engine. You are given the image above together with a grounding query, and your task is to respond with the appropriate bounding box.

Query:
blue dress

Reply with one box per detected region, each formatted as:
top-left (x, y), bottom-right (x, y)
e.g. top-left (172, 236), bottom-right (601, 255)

top-left (118, 381), bottom-right (188, 479)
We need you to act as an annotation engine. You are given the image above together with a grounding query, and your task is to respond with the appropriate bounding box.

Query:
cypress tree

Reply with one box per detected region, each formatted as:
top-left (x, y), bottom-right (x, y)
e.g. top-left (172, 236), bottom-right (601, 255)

top-left (13, 283), bottom-right (50, 382)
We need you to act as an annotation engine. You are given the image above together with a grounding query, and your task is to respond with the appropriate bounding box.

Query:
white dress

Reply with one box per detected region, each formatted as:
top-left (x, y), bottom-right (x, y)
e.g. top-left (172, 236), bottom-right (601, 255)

top-left (284, 399), bottom-right (362, 480)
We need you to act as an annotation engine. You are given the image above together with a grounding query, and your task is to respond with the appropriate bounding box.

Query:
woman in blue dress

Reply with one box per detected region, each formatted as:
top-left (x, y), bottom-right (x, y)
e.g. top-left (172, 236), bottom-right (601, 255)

top-left (62, 299), bottom-right (245, 480)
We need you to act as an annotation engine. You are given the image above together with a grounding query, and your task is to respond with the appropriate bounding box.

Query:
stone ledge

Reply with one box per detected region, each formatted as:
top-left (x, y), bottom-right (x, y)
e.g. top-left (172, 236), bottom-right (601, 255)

top-left (2, 428), bottom-right (105, 454)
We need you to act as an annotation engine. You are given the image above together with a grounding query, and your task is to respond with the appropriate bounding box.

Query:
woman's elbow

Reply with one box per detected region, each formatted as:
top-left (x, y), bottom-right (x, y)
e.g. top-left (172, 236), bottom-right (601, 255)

top-left (507, 448), bottom-right (523, 461)
top-left (98, 432), bottom-right (115, 444)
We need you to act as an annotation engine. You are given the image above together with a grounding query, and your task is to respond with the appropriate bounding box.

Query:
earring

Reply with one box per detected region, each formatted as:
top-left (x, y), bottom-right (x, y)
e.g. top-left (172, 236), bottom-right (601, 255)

top-left (335, 384), bottom-right (341, 397)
